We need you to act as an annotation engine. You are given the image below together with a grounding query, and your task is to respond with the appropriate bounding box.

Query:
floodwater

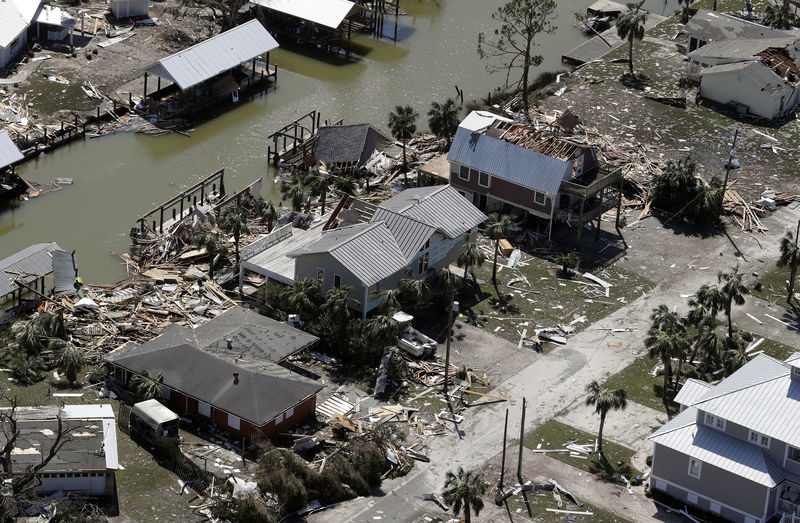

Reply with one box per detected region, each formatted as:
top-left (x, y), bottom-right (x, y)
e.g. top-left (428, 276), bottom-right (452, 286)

top-left (0, 0), bottom-right (681, 282)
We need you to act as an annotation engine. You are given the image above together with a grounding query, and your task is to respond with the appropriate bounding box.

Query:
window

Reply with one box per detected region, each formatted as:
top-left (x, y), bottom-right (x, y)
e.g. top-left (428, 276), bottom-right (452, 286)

top-left (688, 458), bottom-right (702, 478)
top-left (704, 413), bottom-right (725, 431)
top-left (709, 503), bottom-right (721, 515)
top-left (788, 446), bottom-right (800, 463)
top-left (687, 493), bottom-right (698, 505)
top-left (198, 401), bottom-right (211, 418)
top-left (534, 191), bottom-right (546, 206)
top-left (333, 274), bottom-right (341, 289)
top-left (418, 252), bottom-right (429, 274)
top-left (749, 430), bottom-right (770, 448)
top-left (275, 412), bottom-right (285, 424)
top-left (792, 365), bottom-right (800, 377)
top-left (478, 172), bottom-right (490, 187)
top-left (9, 37), bottom-right (18, 49)
top-left (228, 414), bottom-right (240, 430)
top-left (285, 407), bottom-right (294, 419)
top-left (459, 165), bottom-right (470, 181)
top-left (317, 268), bottom-right (325, 282)
top-left (419, 239), bottom-right (430, 252)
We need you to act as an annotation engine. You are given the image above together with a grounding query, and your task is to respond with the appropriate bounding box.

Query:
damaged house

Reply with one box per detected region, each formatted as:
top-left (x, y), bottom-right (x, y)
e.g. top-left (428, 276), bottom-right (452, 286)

top-left (0, 0), bottom-right (39, 70)
top-left (650, 353), bottom-right (800, 523)
top-left (240, 185), bottom-right (486, 317)
top-left (105, 307), bottom-right (323, 445)
top-left (447, 111), bottom-right (622, 243)
top-left (685, 8), bottom-right (791, 52)
top-left (689, 38), bottom-right (800, 119)
top-left (312, 123), bottom-right (393, 173)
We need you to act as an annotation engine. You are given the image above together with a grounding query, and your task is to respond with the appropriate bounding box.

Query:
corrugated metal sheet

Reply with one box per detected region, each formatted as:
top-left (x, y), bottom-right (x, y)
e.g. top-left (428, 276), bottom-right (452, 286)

top-left (0, 242), bottom-right (60, 298)
top-left (650, 418), bottom-right (781, 487)
top-left (0, 131), bottom-right (23, 170)
top-left (673, 378), bottom-right (714, 407)
top-left (447, 126), bottom-right (571, 197)
top-left (138, 19), bottom-right (279, 90)
top-left (370, 207), bottom-right (435, 259)
top-left (250, 0), bottom-right (357, 29)
top-left (0, 0), bottom-right (39, 48)
top-left (330, 224), bottom-right (407, 286)
top-left (379, 185), bottom-right (487, 239)
top-left (458, 110), bottom-right (513, 133)
top-left (51, 250), bottom-right (77, 295)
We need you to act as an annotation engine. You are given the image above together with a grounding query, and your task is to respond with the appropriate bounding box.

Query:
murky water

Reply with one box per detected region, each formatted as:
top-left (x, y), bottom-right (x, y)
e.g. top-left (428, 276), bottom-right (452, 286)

top-left (0, 0), bottom-right (681, 282)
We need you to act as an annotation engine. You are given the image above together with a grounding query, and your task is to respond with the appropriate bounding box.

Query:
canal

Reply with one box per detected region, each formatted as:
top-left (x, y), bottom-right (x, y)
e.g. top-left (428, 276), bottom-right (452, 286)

top-left (0, 0), bottom-right (680, 282)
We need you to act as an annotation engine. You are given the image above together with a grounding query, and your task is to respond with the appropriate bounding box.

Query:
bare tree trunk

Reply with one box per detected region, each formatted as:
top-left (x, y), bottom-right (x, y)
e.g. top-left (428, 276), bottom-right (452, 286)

top-left (597, 411), bottom-right (607, 455)
top-left (662, 357), bottom-right (672, 419)
top-left (628, 37), bottom-right (634, 74)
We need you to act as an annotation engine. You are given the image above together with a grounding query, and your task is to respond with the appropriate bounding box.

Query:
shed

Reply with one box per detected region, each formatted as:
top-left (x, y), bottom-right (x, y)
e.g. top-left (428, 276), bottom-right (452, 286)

top-left (110, 0), bottom-right (149, 19)
top-left (131, 399), bottom-right (179, 441)
top-left (0, 242), bottom-right (62, 320)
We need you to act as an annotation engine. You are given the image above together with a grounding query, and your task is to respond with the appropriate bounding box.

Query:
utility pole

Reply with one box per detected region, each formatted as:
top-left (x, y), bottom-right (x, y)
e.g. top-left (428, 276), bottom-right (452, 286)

top-left (517, 397), bottom-right (526, 482)
top-left (443, 279), bottom-right (455, 395)
top-left (497, 409), bottom-right (509, 492)
top-left (720, 128), bottom-right (739, 217)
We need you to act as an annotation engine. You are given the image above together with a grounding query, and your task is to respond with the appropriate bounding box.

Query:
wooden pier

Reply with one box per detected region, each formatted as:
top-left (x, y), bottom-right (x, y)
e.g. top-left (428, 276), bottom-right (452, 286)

top-left (267, 111), bottom-right (347, 168)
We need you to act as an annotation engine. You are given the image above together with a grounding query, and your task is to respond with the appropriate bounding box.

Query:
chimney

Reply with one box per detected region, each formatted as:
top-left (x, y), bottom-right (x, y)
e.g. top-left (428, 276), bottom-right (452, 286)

top-left (233, 372), bottom-right (239, 384)
top-left (226, 338), bottom-right (233, 350)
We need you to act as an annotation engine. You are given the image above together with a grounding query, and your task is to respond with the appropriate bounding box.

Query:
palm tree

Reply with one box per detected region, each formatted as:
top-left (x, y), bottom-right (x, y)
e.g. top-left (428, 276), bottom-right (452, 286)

top-left (130, 371), bottom-right (164, 402)
top-left (555, 252), bottom-right (577, 279)
top-left (695, 315), bottom-right (722, 377)
top-left (678, 0), bottom-right (692, 23)
top-left (280, 174), bottom-right (310, 212)
top-left (694, 281), bottom-right (726, 323)
top-left (322, 286), bottom-right (353, 323)
top-left (254, 197), bottom-right (279, 232)
top-left (441, 467), bottom-right (488, 523)
top-left (484, 215), bottom-right (514, 300)
top-left (53, 342), bottom-right (84, 385)
top-left (456, 242), bottom-right (484, 286)
top-left (778, 226), bottom-right (800, 303)
top-left (17, 323), bottom-right (44, 356)
top-left (219, 203), bottom-right (251, 271)
top-left (399, 278), bottom-right (431, 316)
top-left (192, 232), bottom-right (228, 278)
top-left (9, 352), bottom-right (43, 385)
top-left (333, 175), bottom-right (357, 196)
top-left (364, 315), bottom-right (400, 350)
top-left (286, 278), bottom-right (324, 320)
top-left (584, 380), bottom-right (627, 456)
top-left (307, 170), bottom-right (333, 215)
top-left (723, 345), bottom-right (750, 375)
top-left (375, 287), bottom-right (402, 315)
top-left (719, 266), bottom-right (748, 340)
top-left (616, 1), bottom-right (647, 75)
top-left (33, 311), bottom-right (67, 340)
top-left (427, 98), bottom-right (460, 147)
top-left (387, 105), bottom-right (418, 183)
top-left (645, 305), bottom-right (689, 417)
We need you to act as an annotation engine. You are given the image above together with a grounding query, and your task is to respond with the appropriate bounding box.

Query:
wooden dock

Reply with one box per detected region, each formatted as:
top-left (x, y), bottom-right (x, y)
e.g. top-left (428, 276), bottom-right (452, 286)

top-left (562, 13), bottom-right (666, 65)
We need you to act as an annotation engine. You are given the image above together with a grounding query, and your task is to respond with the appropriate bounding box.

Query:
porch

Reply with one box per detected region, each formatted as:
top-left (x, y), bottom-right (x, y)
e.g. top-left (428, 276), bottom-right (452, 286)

top-left (558, 166), bottom-right (624, 247)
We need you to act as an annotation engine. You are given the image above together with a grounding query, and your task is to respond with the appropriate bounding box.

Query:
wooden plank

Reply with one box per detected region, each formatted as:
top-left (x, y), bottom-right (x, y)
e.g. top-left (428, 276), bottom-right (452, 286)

top-left (546, 509), bottom-right (594, 515)
top-left (462, 389), bottom-right (508, 401)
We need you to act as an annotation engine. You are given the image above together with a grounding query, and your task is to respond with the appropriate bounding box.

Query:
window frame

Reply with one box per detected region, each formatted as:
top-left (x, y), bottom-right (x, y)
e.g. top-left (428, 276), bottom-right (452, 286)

top-left (333, 274), bottom-right (341, 289)
top-left (458, 165), bottom-right (470, 181)
top-left (749, 430), bottom-right (771, 448)
top-left (788, 445), bottom-right (800, 463)
top-left (704, 413), bottom-right (726, 431)
top-left (534, 191), bottom-right (547, 206)
top-left (478, 171), bottom-right (490, 188)
top-left (317, 268), bottom-right (325, 283)
top-left (688, 458), bottom-right (702, 479)
top-left (228, 413), bottom-right (240, 430)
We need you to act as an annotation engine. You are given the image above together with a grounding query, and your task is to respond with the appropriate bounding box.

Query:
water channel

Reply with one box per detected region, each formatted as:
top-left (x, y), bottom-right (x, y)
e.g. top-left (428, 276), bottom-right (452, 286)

top-left (0, 0), bottom-right (680, 282)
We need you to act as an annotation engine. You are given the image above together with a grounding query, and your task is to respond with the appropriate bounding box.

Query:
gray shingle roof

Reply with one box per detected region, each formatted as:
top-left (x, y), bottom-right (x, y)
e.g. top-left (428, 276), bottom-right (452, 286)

top-left (447, 126), bottom-right (572, 197)
top-left (138, 20), bottom-right (279, 90)
top-left (686, 8), bottom-right (792, 43)
top-left (313, 124), bottom-right (392, 168)
top-left (0, 242), bottom-right (61, 298)
top-left (108, 344), bottom-right (322, 426)
top-left (0, 131), bottom-right (23, 170)
top-left (649, 407), bottom-right (782, 487)
top-left (688, 37), bottom-right (796, 61)
top-left (377, 185), bottom-right (487, 239)
top-left (370, 207), bottom-right (435, 259)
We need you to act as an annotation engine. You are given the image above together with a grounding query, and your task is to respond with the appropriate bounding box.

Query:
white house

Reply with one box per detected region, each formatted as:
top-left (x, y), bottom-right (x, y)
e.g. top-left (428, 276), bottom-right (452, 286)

top-left (699, 61), bottom-right (800, 119)
top-left (0, 0), bottom-right (40, 70)
top-left (109, 0), bottom-right (149, 19)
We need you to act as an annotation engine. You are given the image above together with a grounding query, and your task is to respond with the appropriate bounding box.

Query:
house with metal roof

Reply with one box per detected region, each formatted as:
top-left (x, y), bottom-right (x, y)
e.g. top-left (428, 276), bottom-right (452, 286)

top-left (0, 0), bottom-right (40, 70)
top-left (249, 0), bottom-right (371, 48)
top-left (0, 242), bottom-right (68, 321)
top-left (105, 307), bottom-right (322, 443)
top-left (1, 404), bottom-right (118, 497)
top-left (237, 186), bottom-right (485, 317)
top-left (0, 130), bottom-right (26, 203)
top-left (687, 37), bottom-right (800, 119)
top-left (649, 353), bottom-right (800, 523)
top-left (312, 123), bottom-right (393, 172)
top-left (447, 111), bottom-right (623, 244)
top-left (136, 19), bottom-right (279, 121)
top-left (685, 8), bottom-right (793, 53)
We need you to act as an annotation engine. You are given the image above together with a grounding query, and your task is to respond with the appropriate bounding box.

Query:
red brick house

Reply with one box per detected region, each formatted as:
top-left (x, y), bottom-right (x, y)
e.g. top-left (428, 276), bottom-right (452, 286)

top-left (105, 307), bottom-right (322, 444)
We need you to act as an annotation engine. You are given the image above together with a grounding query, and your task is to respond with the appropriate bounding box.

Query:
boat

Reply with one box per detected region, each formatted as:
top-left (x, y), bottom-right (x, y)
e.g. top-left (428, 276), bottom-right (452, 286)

top-left (393, 311), bottom-right (438, 358)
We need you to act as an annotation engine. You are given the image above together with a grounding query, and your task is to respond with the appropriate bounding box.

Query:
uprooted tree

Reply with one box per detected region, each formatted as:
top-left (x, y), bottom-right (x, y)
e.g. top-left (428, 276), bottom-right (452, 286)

top-left (179, 0), bottom-right (248, 30)
top-left (477, 0), bottom-right (557, 118)
top-left (0, 394), bottom-right (72, 518)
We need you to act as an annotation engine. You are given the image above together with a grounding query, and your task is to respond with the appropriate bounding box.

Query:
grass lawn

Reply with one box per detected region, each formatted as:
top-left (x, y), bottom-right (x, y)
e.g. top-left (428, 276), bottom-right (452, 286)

top-left (502, 487), bottom-right (626, 523)
top-left (524, 420), bottom-right (642, 481)
top-left (751, 263), bottom-right (793, 308)
top-left (462, 245), bottom-right (653, 348)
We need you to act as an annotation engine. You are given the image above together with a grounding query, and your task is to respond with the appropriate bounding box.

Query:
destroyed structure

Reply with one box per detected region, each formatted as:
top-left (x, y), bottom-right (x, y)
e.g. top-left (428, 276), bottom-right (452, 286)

top-left (448, 110), bottom-right (622, 243)
top-left (241, 185), bottom-right (487, 317)
top-left (688, 37), bottom-right (800, 119)
top-left (0, 404), bottom-right (119, 497)
top-left (106, 307), bottom-right (323, 445)
top-left (684, 8), bottom-right (792, 52)
top-left (0, 130), bottom-right (25, 203)
top-left (312, 123), bottom-right (393, 173)
top-left (650, 353), bottom-right (800, 523)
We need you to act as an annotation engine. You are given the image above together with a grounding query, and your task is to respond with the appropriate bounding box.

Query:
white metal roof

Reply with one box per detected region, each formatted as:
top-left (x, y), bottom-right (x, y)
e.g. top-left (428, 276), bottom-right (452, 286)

top-left (0, 0), bottom-right (40, 48)
top-left (0, 130), bottom-right (23, 169)
top-left (62, 404), bottom-right (118, 470)
top-left (650, 407), bottom-right (782, 487)
top-left (250, 0), bottom-right (358, 30)
top-left (138, 19), bottom-right (279, 90)
top-left (673, 378), bottom-right (714, 407)
top-left (458, 110), bottom-right (513, 133)
top-left (63, 404), bottom-right (115, 420)
top-left (34, 4), bottom-right (76, 28)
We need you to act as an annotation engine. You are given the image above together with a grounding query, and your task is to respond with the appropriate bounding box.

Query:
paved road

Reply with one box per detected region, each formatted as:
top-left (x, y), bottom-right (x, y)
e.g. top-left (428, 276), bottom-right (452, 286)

top-left (312, 206), bottom-right (800, 522)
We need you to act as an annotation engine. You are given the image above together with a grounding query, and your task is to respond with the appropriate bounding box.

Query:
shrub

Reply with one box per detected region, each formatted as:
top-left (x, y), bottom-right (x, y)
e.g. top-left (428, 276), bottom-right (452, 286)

top-left (87, 364), bottom-right (108, 384)
top-left (649, 156), bottom-right (722, 225)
